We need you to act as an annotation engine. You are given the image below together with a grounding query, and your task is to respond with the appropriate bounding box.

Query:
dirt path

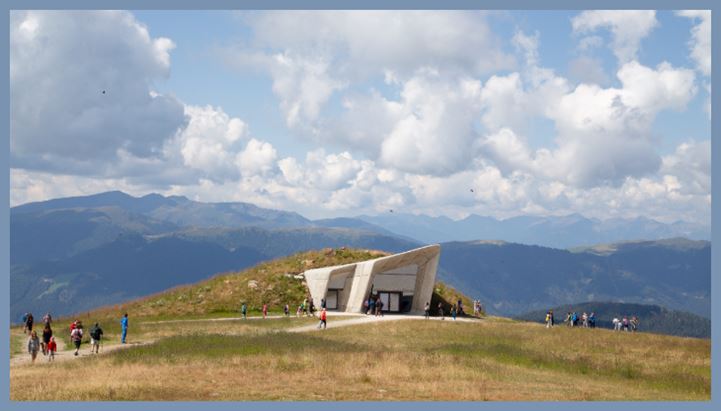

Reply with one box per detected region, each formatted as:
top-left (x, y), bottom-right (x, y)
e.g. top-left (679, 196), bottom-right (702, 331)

top-left (287, 313), bottom-right (479, 332)
top-left (10, 339), bottom-right (151, 367)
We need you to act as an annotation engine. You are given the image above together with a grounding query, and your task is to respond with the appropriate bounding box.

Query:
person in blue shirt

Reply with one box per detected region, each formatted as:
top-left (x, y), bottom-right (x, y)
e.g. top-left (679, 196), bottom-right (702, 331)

top-left (120, 313), bottom-right (128, 344)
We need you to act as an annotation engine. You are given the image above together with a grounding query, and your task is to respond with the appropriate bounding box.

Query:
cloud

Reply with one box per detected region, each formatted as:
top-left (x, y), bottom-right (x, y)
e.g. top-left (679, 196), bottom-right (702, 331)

top-left (224, 11), bottom-right (514, 132)
top-left (568, 56), bottom-right (610, 86)
top-left (572, 11), bottom-right (658, 64)
top-left (676, 10), bottom-right (711, 76)
top-left (10, 11), bottom-right (186, 174)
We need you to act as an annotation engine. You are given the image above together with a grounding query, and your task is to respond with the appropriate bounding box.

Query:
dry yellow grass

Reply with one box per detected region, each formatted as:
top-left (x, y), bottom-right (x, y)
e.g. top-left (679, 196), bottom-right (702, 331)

top-left (10, 317), bottom-right (709, 401)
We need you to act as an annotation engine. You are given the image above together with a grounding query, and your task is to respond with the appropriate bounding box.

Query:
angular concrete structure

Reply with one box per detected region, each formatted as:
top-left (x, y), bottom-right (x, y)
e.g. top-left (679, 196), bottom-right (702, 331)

top-left (303, 244), bottom-right (440, 314)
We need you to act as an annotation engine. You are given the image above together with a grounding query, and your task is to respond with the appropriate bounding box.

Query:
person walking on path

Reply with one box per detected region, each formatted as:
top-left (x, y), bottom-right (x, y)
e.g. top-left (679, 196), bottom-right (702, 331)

top-left (120, 313), bottom-right (129, 344)
top-left (241, 303), bottom-right (247, 320)
top-left (90, 322), bottom-right (104, 354)
top-left (262, 304), bottom-right (268, 319)
top-left (25, 313), bottom-right (34, 335)
top-left (47, 336), bottom-right (57, 362)
top-left (41, 324), bottom-right (52, 356)
top-left (309, 300), bottom-right (316, 317)
top-left (284, 304), bottom-right (290, 317)
top-left (451, 304), bottom-right (457, 321)
top-left (317, 308), bottom-right (327, 329)
top-left (42, 312), bottom-right (52, 327)
top-left (424, 302), bottom-right (431, 319)
top-left (631, 316), bottom-right (639, 332)
top-left (438, 302), bottom-right (445, 320)
top-left (545, 311), bottom-right (554, 328)
top-left (70, 325), bottom-right (83, 356)
top-left (27, 330), bottom-right (40, 363)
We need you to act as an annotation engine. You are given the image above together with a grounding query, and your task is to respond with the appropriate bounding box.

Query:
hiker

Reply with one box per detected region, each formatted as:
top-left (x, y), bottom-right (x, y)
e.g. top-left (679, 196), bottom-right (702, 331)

top-left (321, 298), bottom-right (326, 309)
top-left (363, 299), bottom-right (369, 315)
top-left (622, 316), bottom-right (629, 332)
top-left (303, 298), bottom-right (309, 316)
top-left (241, 303), bottom-right (247, 319)
top-left (565, 312), bottom-right (572, 327)
top-left (438, 302), bottom-right (444, 320)
top-left (369, 297), bottom-right (376, 316)
top-left (571, 312), bottom-right (578, 327)
top-left (25, 313), bottom-right (34, 335)
top-left (21, 313), bottom-right (28, 333)
top-left (457, 299), bottom-right (463, 316)
top-left (28, 330), bottom-right (40, 363)
top-left (589, 312), bottom-right (596, 328)
top-left (47, 336), bottom-right (57, 362)
top-left (612, 317), bottom-right (621, 331)
top-left (42, 312), bottom-right (52, 327)
top-left (582, 312), bottom-right (588, 328)
top-left (310, 300), bottom-right (317, 317)
top-left (70, 324), bottom-right (83, 356)
top-left (451, 304), bottom-right (457, 321)
top-left (631, 316), bottom-right (639, 332)
top-left (284, 304), bottom-right (290, 317)
top-left (318, 307), bottom-right (327, 329)
top-left (262, 304), bottom-right (268, 319)
top-left (90, 322), bottom-right (103, 354)
top-left (375, 297), bottom-right (383, 317)
top-left (121, 313), bottom-right (128, 344)
top-left (41, 324), bottom-right (52, 356)
top-left (296, 304), bottom-right (302, 317)
top-left (424, 302), bottom-right (430, 319)
top-left (545, 311), bottom-right (553, 328)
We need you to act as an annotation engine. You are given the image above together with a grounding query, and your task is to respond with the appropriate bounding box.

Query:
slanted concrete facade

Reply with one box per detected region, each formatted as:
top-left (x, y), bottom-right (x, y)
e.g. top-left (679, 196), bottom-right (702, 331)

top-left (303, 245), bottom-right (440, 314)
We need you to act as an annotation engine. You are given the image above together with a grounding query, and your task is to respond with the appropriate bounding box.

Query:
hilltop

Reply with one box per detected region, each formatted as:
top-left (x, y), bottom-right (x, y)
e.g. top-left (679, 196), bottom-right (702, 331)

top-left (79, 248), bottom-right (473, 321)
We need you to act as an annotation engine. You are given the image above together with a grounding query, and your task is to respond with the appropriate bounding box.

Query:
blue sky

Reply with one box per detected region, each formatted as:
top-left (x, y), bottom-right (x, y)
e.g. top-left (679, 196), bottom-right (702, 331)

top-left (9, 10), bottom-right (711, 225)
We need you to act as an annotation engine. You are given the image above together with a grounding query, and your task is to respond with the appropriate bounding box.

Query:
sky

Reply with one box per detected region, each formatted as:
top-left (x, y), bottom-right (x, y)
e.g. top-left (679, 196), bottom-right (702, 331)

top-left (9, 10), bottom-right (711, 225)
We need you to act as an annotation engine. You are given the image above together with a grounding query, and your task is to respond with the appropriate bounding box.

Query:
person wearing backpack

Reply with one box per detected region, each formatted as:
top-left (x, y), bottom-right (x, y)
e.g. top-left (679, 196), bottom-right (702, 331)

top-left (70, 325), bottom-right (83, 356)
top-left (90, 322), bottom-right (104, 354)
top-left (25, 313), bottom-right (34, 335)
top-left (41, 324), bottom-right (53, 356)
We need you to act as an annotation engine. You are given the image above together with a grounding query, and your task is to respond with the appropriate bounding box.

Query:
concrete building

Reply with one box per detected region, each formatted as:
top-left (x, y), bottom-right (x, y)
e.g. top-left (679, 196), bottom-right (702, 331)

top-left (303, 244), bottom-right (440, 314)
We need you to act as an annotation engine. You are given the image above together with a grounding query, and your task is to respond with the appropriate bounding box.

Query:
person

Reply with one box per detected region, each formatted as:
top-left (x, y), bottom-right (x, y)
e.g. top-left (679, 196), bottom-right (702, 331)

top-left (27, 330), bottom-right (40, 363)
top-left (41, 324), bottom-right (52, 356)
top-left (318, 307), bottom-right (327, 330)
top-left (369, 297), bottom-right (376, 316)
top-left (42, 312), bottom-right (52, 327)
top-left (90, 322), bottom-right (103, 354)
top-left (363, 299), bottom-right (369, 315)
top-left (571, 312), bottom-right (578, 327)
top-left (424, 302), bottom-right (431, 319)
top-left (47, 336), bottom-right (57, 362)
top-left (565, 312), bottom-right (572, 327)
top-left (457, 299), bottom-right (463, 316)
top-left (451, 304), bottom-right (457, 321)
top-left (321, 298), bottom-right (326, 309)
top-left (284, 304), bottom-right (290, 317)
top-left (612, 317), bottom-right (621, 331)
top-left (309, 300), bottom-right (316, 317)
top-left (438, 302), bottom-right (445, 320)
top-left (622, 316), bottom-right (629, 332)
top-left (631, 316), bottom-right (639, 332)
top-left (296, 304), bottom-right (302, 317)
top-left (262, 304), bottom-right (268, 319)
top-left (303, 298), bottom-right (309, 316)
top-left (21, 313), bottom-right (28, 333)
top-left (589, 312), bottom-right (596, 329)
top-left (241, 303), bottom-right (247, 319)
top-left (25, 313), bottom-right (34, 335)
top-left (120, 313), bottom-right (128, 344)
top-left (545, 311), bottom-right (552, 328)
top-left (375, 297), bottom-right (383, 317)
top-left (70, 324), bottom-right (83, 356)
top-left (582, 312), bottom-right (588, 328)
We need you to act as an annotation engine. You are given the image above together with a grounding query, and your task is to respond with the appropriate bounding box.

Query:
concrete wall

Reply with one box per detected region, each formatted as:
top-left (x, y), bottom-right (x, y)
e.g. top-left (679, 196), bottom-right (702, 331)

top-left (303, 245), bottom-right (440, 314)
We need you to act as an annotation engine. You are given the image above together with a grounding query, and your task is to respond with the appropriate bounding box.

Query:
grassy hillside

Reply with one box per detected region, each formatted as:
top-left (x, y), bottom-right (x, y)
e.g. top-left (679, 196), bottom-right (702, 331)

top-left (10, 316), bottom-right (709, 401)
top-left (73, 248), bottom-right (471, 322)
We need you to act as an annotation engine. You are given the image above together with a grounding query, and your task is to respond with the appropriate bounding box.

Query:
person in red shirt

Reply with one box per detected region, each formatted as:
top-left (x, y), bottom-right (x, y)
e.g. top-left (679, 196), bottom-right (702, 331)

top-left (262, 304), bottom-right (268, 319)
top-left (47, 336), bottom-right (57, 362)
top-left (317, 308), bottom-right (327, 329)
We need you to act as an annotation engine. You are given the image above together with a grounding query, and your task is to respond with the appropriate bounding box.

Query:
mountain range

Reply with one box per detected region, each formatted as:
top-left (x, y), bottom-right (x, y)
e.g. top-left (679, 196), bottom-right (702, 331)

top-left (10, 191), bottom-right (711, 322)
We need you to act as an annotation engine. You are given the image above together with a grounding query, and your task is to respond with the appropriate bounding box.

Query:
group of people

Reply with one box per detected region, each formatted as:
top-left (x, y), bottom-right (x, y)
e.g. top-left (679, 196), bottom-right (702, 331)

top-left (543, 309), bottom-right (640, 332)
top-left (612, 316), bottom-right (639, 332)
top-left (363, 295), bottom-right (385, 316)
top-left (22, 312), bottom-right (129, 363)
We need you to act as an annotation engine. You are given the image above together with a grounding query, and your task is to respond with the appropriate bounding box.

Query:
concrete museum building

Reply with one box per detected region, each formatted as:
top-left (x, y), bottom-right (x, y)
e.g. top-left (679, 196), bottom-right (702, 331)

top-left (303, 244), bottom-right (441, 314)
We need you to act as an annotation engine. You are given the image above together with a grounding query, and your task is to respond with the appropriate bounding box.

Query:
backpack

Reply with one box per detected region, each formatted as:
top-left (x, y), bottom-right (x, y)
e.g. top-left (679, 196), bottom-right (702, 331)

top-left (91, 327), bottom-right (102, 340)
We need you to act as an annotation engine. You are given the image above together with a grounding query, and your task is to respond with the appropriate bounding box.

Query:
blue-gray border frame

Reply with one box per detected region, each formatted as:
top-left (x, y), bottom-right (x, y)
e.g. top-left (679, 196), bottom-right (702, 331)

top-left (1, 1), bottom-right (717, 410)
